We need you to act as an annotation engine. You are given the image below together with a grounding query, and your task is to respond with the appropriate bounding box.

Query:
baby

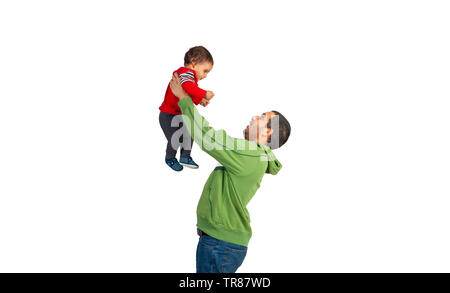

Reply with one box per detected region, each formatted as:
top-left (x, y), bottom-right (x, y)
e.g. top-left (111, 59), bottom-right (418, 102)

top-left (159, 46), bottom-right (214, 171)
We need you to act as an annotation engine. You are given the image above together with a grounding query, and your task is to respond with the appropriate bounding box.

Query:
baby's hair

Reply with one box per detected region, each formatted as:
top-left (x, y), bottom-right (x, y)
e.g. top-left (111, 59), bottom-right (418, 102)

top-left (184, 46), bottom-right (214, 66)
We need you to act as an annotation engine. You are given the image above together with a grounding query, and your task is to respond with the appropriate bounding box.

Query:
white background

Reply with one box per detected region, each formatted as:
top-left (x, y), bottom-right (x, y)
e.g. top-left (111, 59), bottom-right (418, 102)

top-left (1, 0), bottom-right (449, 273)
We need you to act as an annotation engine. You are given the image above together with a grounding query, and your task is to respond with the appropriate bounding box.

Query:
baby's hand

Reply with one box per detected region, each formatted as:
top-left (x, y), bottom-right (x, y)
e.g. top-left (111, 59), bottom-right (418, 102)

top-left (200, 98), bottom-right (210, 107)
top-left (205, 91), bottom-right (215, 100)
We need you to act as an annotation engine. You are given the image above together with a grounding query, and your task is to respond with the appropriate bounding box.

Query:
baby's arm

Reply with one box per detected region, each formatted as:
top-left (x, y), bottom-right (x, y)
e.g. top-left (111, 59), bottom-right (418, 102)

top-left (199, 91), bottom-right (215, 107)
top-left (178, 73), bottom-right (207, 105)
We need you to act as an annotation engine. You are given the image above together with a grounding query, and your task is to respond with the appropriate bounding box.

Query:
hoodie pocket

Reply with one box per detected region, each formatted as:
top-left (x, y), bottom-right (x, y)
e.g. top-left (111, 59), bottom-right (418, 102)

top-left (235, 195), bottom-right (250, 222)
top-left (229, 181), bottom-right (250, 222)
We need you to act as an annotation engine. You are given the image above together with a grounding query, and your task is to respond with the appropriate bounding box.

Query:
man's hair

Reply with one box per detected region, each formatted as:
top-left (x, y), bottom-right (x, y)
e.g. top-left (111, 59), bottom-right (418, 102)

top-left (184, 46), bottom-right (214, 66)
top-left (266, 111), bottom-right (291, 149)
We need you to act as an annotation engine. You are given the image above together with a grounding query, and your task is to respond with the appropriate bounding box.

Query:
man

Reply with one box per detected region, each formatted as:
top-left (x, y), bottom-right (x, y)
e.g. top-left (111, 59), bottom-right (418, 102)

top-left (169, 73), bottom-right (291, 273)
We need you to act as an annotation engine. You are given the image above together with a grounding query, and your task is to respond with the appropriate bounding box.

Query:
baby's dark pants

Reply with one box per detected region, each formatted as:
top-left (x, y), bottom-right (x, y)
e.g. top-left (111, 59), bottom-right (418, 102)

top-left (159, 111), bottom-right (194, 159)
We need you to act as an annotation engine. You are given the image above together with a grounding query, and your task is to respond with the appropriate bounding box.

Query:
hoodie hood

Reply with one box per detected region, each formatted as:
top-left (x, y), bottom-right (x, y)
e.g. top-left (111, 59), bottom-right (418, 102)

top-left (258, 143), bottom-right (282, 175)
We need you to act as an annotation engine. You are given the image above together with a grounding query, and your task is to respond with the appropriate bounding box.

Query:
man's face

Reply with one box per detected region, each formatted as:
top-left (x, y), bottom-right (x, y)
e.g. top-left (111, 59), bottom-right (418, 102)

top-left (244, 111), bottom-right (275, 142)
top-left (192, 62), bottom-right (213, 80)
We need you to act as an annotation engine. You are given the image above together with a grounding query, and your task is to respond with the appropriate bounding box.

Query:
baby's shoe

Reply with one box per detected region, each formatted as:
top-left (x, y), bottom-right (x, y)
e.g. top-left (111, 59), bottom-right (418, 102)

top-left (179, 156), bottom-right (199, 169)
top-left (165, 158), bottom-right (183, 172)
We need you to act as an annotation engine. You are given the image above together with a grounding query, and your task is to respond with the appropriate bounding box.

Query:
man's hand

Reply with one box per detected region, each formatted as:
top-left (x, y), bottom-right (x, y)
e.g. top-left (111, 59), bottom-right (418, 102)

top-left (205, 91), bottom-right (215, 100)
top-left (170, 73), bottom-right (190, 99)
top-left (200, 98), bottom-right (210, 107)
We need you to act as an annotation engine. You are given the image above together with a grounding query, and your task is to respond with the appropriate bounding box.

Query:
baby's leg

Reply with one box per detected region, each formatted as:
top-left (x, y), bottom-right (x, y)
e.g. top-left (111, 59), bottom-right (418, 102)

top-left (179, 119), bottom-right (194, 158)
top-left (159, 111), bottom-right (180, 159)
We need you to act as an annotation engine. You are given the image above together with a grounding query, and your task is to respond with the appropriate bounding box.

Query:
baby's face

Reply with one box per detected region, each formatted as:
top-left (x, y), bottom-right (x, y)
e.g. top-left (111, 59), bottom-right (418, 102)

top-left (192, 62), bottom-right (213, 80)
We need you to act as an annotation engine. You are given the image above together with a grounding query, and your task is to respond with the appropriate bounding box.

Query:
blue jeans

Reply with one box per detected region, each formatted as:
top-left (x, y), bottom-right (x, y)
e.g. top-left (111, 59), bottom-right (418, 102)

top-left (196, 235), bottom-right (248, 273)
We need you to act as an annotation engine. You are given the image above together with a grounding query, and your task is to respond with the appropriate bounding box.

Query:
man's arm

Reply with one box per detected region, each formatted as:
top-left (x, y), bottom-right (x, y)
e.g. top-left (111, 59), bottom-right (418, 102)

top-left (170, 73), bottom-right (258, 175)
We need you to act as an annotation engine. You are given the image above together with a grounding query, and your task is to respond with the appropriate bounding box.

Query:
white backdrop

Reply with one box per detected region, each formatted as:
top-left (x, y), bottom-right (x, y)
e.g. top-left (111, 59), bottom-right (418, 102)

top-left (1, 0), bottom-right (449, 273)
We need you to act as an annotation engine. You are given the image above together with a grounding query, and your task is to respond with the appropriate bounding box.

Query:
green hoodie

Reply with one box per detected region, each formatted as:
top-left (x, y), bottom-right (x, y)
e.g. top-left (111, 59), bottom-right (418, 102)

top-left (178, 99), bottom-right (282, 247)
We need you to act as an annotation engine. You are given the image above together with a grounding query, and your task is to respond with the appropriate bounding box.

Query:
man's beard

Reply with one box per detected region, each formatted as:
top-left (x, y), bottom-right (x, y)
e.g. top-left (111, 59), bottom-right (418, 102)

top-left (244, 126), bottom-right (259, 141)
top-left (244, 127), bottom-right (249, 140)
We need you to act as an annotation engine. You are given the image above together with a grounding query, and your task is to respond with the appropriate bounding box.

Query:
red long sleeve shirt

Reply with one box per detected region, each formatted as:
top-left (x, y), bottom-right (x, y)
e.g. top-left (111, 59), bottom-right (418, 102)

top-left (159, 67), bottom-right (207, 115)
